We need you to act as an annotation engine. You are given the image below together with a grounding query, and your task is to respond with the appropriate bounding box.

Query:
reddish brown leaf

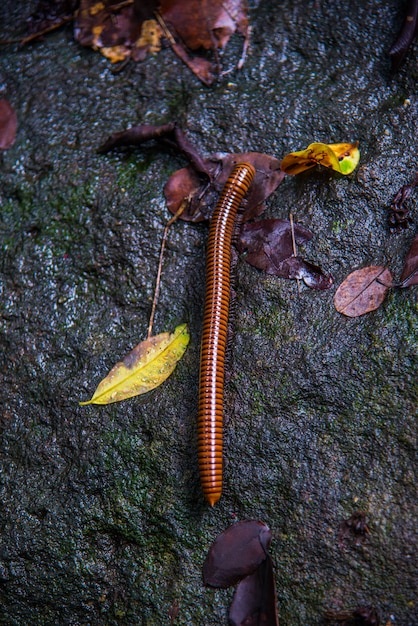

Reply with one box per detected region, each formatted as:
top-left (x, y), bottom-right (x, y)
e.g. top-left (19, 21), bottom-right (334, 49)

top-left (229, 555), bottom-right (279, 626)
top-left (160, 0), bottom-right (249, 52)
top-left (334, 266), bottom-right (393, 317)
top-left (164, 152), bottom-right (285, 222)
top-left (399, 234), bottom-right (418, 287)
top-left (203, 520), bottom-right (271, 588)
top-left (0, 99), bottom-right (17, 150)
top-left (237, 219), bottom-right (313, 272)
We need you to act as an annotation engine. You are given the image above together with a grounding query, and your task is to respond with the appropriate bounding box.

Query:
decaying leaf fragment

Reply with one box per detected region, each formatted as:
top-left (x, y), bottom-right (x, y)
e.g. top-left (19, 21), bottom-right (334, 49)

top-left (80, 323), bottom-right (189, 405)
top-left (334, 266), bottom-right (393, 317)
top-left (281, 142), bottom-right (360, 176)
top-left (203, 520), bottom-right (279, 626)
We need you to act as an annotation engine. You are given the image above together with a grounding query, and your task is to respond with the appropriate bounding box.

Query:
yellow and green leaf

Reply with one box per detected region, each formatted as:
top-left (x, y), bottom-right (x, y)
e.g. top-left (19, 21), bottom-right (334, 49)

top-left (280, 141), bottom-right (360, 175)
top-left (80, 323), bottom-right (190, 405)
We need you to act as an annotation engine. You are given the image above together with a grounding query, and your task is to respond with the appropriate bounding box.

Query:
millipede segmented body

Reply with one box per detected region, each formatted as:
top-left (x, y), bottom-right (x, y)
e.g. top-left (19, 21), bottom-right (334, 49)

top-left (198, 162), bottom-right (256, 506)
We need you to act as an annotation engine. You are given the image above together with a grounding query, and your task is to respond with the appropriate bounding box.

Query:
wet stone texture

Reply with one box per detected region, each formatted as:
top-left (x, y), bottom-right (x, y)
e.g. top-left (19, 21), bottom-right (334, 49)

top-left (0, 1), bottom-right (417, 625)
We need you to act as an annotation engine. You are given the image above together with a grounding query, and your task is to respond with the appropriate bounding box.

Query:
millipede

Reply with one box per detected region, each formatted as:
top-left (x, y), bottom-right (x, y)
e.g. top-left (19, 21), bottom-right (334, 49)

top-left (198, 161), bottom-right (256, 506)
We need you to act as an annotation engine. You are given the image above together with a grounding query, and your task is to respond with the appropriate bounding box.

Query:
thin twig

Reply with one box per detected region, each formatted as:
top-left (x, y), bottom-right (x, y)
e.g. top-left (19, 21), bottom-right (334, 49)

top-left (289, 212), bottom-right (301, 295)
top-left (154, 10), bottom-right (176, 45)
top-left (147, 200), bottom-right (188, 339)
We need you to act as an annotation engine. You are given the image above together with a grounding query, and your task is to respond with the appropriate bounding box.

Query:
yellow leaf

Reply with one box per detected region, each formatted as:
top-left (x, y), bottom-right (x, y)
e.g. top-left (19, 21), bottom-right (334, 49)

top-left (280, 141), bottom-right (360, 175)
top-left (328, 142), bottom-right (360, 174)
top-left (80, 324), bottom-right (190, 405)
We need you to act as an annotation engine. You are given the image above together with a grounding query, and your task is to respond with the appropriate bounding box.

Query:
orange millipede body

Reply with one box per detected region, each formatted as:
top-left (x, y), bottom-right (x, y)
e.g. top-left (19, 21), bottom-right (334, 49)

top-left (198, 162), bottom-right (256, 506)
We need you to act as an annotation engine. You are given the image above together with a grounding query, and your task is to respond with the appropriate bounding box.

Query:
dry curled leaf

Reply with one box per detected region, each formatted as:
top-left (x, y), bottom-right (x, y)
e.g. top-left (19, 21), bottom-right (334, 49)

top-left (80, 323), bottom-right (189, 405)
top-left (334, 266), bottom-right (393, 317)
top-left (281, 142), bottom-right (360, 176)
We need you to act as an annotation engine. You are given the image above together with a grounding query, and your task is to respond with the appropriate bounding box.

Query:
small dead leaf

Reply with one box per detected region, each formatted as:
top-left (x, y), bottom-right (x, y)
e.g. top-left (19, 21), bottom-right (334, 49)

top-left (236, 219), bottom-right (312, 272)
top-left (334, 266), bottom-right (393, 317)
top-left (229, 555), bottom-right (279, 626)
top-left (279, 257), bottom-right (334, 289)
top-left (0, 99), bottom-right (17, 150)
top-left (280, 141), bottom-right (360, 176)
top-left (80, 323), bottom-right (189, 405)
top-left (399, 233), bottom-right (418, 287)
top-left (203, 520), bottom-right (271, 588)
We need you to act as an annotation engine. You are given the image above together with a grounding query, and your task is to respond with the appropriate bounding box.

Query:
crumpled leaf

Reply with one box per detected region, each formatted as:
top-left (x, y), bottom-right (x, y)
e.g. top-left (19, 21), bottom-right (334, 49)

top-left (278, 256), bottom-right (334, 289)
top-left (203, 520), bottom-right (271, 588)
top-left (399, 233), bottom-right (418, 287)
top-left (280, 141), bottom-right (360, 176)
top-left (0, 99), bottom-right (17, 150)
top-left (229, 555), bottom-right (279, 626)
top-left (237, 219), bottom-right (333, 289)
top-left (80, 323), bottom-right (189, 405)
top-left (237, 219), bottom-right (313, 272)
top-left (164, 152), bottom-right (285, 222)
top-left (334, 266), bottom-right (393, 317)
top-left (388, 171), bottom-right (418, 231)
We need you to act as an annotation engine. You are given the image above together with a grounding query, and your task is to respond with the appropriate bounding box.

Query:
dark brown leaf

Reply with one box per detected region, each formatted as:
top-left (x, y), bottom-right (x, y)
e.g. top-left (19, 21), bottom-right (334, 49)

top-left (399, 233), bottom-right (418, 287)
top-left (0, 99), bottom-right (17, 150)
top-left (165, 152), bottom-right (285, 222)
top-left (237, 219), bottom-right (312, 271)
top-left (203, 520), bottom-right (271, 589)
top-left (278, 257), bottom-right (334, 289)
top-left (237, 222), bottom-right (332, 289)
top-left (389, 0), bottom-right (418, 70)
top-left (229, 555), bottom-right (279, 626)
top-left (334, 266), bottom-right (393, 317)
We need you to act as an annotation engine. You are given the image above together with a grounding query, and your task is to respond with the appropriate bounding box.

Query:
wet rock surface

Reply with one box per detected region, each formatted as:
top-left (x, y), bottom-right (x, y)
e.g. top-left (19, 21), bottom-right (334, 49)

top-left (0, 1), bottom-right (416, 624)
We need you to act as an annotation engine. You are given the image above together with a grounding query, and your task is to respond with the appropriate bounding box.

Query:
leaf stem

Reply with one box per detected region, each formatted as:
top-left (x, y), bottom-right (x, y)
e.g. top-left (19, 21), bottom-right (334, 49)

top-left (147, 200), bottom-right (187, 339)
